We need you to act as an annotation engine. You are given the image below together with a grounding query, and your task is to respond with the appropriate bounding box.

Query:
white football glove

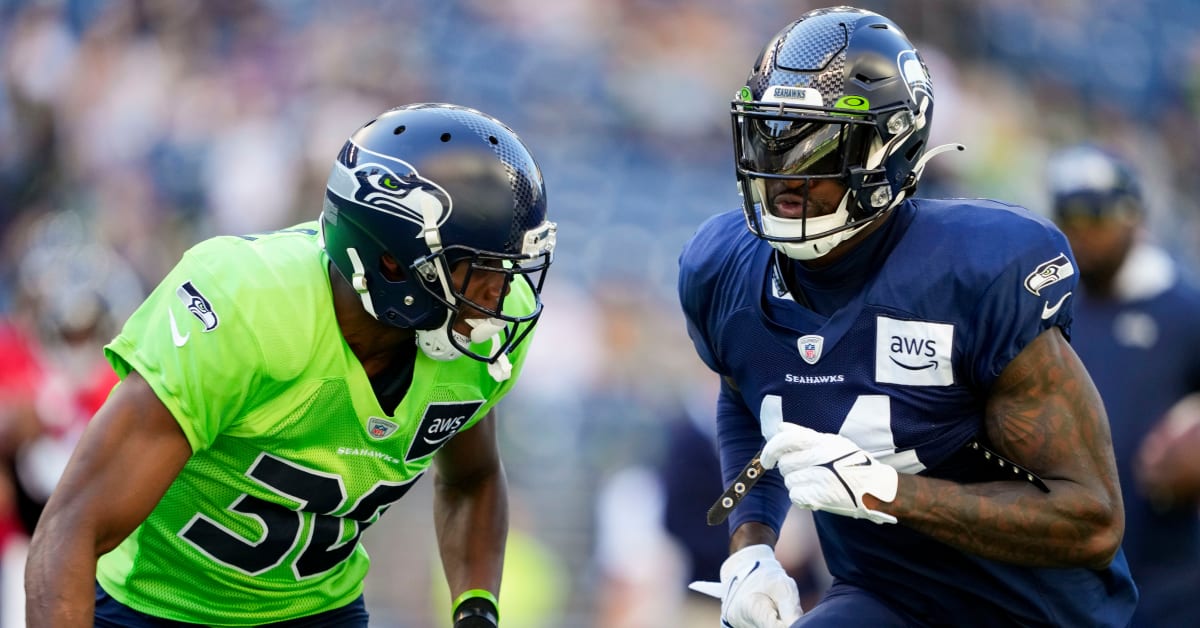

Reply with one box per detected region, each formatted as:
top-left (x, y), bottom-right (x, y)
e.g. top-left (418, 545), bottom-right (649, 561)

top-left (760, 423), bottom-right (899, 525)
top-left (688, 544), bottom-right (802, 628)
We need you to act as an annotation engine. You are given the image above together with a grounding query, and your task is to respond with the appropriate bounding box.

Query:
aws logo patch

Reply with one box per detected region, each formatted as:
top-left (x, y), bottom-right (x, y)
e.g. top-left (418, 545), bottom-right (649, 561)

top-left (875, 316), bottom-right (954, 386)
top-left (404, 400), bottom-right (485, 462)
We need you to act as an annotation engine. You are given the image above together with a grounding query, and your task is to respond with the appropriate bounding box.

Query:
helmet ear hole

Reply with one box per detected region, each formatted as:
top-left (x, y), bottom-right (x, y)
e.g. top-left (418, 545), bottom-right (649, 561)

top-left (905, 141), bottom-right (925, 162)
top-left (379, 254), bottom-right (408, 282)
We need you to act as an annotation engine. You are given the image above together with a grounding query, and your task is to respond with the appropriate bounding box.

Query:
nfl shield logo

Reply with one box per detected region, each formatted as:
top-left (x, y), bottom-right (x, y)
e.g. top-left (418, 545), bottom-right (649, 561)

top-left (366, 416), bottom-right (399, 440)
top-left (797, 334), bottom-right (824, 365)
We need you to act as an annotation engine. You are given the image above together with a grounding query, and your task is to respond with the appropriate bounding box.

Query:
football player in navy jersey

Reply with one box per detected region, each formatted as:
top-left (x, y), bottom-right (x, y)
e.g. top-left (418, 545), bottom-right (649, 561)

top-left (677, 7), bottom-right (1137, 627)
top-left (1047, 145), bottom-right (1200, 627)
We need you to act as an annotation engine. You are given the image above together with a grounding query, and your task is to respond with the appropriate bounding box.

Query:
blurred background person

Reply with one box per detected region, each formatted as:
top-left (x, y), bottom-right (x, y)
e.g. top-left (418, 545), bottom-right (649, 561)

top-left (4, 211), bottom-right (141, 532)
top-left (1046, 144), bottom-right (1200, 627)
top-left (0, 210), bottom-right (141, 628)
top-left (2, 1), bottom-right (1200, 626)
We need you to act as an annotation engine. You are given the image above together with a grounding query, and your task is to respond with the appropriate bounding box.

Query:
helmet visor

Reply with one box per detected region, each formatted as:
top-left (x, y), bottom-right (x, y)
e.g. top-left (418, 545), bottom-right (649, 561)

top-left (740, 110), bottom-right (874, 178)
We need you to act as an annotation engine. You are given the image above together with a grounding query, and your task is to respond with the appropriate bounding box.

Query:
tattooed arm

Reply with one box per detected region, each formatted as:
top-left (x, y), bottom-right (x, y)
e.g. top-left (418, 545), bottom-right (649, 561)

top-left (863, 327), bottom-right (1124, 569)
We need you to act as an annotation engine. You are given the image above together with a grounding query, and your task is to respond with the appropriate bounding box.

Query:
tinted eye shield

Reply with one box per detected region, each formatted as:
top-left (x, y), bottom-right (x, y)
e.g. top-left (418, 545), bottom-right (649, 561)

top-left (732, 100), bottom-right (905, 180)
top-left (749, 118), bottom-right (852, 176)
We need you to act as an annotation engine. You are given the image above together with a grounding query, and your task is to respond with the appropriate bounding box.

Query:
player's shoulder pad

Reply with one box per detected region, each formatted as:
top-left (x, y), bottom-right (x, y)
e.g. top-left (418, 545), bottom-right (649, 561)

top-left (678, 209), bottom-right (757, 288)
top-left (176, 227), bottom-right (328, 381)
top-left (910, 197), bottom-right (1071, 273)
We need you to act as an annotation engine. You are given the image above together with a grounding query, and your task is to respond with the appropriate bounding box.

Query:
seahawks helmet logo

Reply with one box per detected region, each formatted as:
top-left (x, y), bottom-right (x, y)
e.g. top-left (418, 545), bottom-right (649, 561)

top-left (897, 49), bottom-right (933, 105)
top-left (327, 141), bottom-right (452, 229)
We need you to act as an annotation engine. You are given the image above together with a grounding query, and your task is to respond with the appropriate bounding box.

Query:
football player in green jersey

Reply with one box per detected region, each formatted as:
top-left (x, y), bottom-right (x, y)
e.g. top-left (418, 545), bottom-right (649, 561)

top-left (25, 103), bottom-right (556, 628)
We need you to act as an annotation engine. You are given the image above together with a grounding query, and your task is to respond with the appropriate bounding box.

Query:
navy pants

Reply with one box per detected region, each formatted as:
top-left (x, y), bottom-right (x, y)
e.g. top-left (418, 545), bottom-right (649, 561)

top-left (95, 582), bottom-right (370, 627)
top-left (793, 581), bottom-right (917, 627)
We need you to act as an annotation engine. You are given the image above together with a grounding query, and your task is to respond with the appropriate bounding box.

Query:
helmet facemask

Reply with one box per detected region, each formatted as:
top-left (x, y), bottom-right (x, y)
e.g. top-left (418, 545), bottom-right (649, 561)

top-left (411, 221), bottom-right (555, 381)
top-left (733, 99), bottom-right (909, 260)
top-left (730, 7), bottom-right (962, 261)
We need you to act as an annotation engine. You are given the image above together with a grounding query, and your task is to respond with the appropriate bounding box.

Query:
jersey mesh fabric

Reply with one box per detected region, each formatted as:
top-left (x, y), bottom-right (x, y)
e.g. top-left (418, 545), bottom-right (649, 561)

top-left (97, 223), bottom-right (533, 625)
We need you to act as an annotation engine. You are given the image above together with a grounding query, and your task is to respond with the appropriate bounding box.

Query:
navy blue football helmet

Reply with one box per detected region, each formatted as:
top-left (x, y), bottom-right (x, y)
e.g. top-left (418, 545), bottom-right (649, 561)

top-left (732, 7), bottom-right (960, 260)
top-left (1047, 144), bottom-right (1142, 223)
top-left (321, 103), bottom-right (555, 365)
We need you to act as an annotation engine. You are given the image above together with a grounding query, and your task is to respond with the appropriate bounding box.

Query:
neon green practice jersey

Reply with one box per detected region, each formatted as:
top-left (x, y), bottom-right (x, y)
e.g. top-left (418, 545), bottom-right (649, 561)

top-left (98, 222), bottom-right (533, 625)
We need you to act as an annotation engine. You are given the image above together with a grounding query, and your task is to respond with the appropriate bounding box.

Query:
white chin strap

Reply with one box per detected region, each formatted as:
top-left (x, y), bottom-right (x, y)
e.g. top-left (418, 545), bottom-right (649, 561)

top-left (414, 316), bottom-right (468, 362)
top-left (414, 315), bottom-right (512, 382)
top-left (761, 189), bottom-right (866, 261)
top-left (469, 317), bottom-right (513, 382)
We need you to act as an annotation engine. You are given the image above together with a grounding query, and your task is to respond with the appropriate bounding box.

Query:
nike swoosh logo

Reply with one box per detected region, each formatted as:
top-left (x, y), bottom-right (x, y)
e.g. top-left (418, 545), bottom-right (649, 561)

top-left (718, 572), bottom-right (742, 627)
top-left (1041, 291), bottom-right (1072, 320)
top-left (168, 309), bottom-right (190, 347)
top-left (834, 452), bottom-right (873, 467)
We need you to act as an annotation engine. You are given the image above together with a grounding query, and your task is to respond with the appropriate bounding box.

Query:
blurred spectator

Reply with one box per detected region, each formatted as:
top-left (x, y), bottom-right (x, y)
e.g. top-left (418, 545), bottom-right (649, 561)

top-left (6, 223), bottom-right (136, 525)
top-left (0, 209), bottom-right (142, 627)
top-left (1047, 144), bottom-right (1200, 627)
top-left (0, 318), bottom-right (41, 547)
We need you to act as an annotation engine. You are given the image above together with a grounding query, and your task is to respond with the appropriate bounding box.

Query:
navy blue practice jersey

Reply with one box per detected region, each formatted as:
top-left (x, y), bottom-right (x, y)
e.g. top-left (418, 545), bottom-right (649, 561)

top-left (678, 199), bottom-right (1137, 626)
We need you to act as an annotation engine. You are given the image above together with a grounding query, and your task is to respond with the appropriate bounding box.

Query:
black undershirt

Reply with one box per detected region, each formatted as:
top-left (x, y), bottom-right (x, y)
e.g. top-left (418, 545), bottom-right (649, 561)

top-left (370, 340), bottom-right (418, 415)
top-left (776, 210), bottom-right (903, 317)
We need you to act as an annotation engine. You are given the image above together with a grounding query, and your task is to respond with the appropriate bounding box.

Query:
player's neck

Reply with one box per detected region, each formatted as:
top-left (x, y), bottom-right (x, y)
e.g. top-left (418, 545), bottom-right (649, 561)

top-left (799, 208), bottom-right (895, 270)
top-left (328, 264), bottom-right (416, 377)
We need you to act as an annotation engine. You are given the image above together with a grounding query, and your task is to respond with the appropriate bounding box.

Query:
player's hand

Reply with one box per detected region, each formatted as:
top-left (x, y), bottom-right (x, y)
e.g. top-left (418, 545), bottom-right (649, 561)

top-left (761, 422), bottom-right (899, 524)
top-left (688, 544), bottom-right (802, 628)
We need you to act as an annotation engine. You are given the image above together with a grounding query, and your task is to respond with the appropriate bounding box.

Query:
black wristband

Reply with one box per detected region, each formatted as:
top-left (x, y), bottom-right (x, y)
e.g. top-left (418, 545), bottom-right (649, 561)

top-left (453, 596), bottom-right (499, 628)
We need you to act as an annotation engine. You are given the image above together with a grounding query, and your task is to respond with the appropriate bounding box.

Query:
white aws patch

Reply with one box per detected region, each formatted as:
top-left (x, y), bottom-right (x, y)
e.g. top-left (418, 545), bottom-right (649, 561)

top-left (875, 316), bottom-right (954, 386)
